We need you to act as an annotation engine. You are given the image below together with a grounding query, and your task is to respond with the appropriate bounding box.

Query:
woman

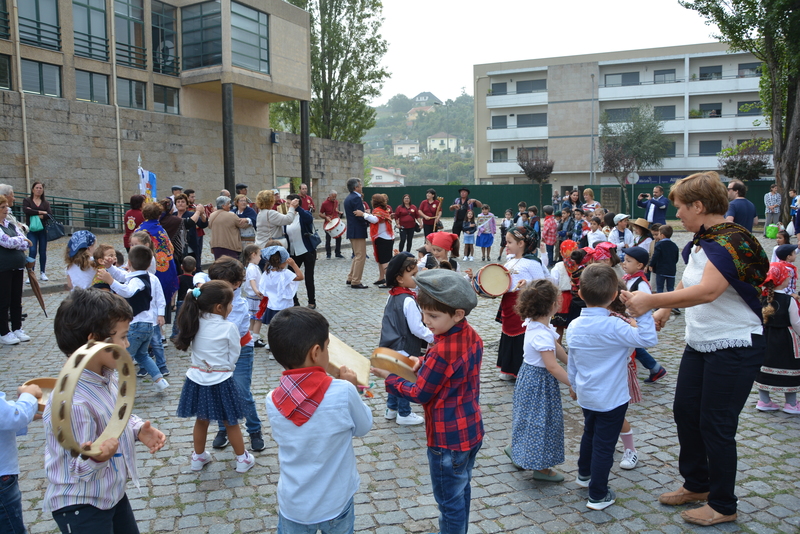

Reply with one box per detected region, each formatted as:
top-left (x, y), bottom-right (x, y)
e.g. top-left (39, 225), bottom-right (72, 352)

top-left (394, 194), bottom-right (418, 252)
top-left (361, 194), bottom-right (393, 287)
top-left (581, 188), bottom-right (602, 212)
top-left (124, 194), bottom-right (146, 252)
top-left (284, 193), bottom-right (318, 309)
top-left (159, 198), bottom-right (185, 266)
top-left (137, 202), bottom-right (179, 310)
top-left (623, 171), bottom-right (768, 527)
top-left (0, 195), bottom-right (32, 345)
top-left (418, 188), bottom-right (441, 237)
top-left (232, 194), bottom-right (257, 245)
top-left (22, 181), bottom-right (52, 281)
top-left (561, 190), bottom-right (581, 213)
top-left (254, 190), bottom-right (300, 249)
top-left (175, 193), bottom-right (206, 268)
top-left (208, 196), bottom-right (250, 260)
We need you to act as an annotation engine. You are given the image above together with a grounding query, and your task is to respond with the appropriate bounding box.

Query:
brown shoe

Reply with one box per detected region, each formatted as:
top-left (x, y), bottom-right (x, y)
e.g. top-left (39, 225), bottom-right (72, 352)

top-left (681, 504), bottom-right (737, 526)
top-left (658, 486), bottom-right (710, 506)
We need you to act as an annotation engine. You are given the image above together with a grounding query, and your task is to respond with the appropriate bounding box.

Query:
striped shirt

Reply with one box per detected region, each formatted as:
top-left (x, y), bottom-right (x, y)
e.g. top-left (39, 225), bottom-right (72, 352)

top-left (43, 368), bottom-right (144, 513)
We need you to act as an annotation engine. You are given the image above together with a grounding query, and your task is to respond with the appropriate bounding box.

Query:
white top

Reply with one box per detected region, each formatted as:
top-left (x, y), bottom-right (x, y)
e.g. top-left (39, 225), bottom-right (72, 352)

top-left (285, 216), bottom-right (308, 257)
top-left (364, 213), bottom-right (392, 240)
top-left (266, 380), bottom-right (373, 525)
top-left (229, 287), bottom-right (252, 347)
top-left (193, 272), bottom-right (210, 286)
top-left (258, 269), bottom-right (299, 311)
top-left (633, 236), bottom-right (653, 251)
top-left (522, 320), bottom-right (558, 367)
top-left (625, 275), bottom-right (651, 294)
top-left (186, 314), bottom-right (241, 385)
top-left (108, 268), bottom-right (165, 325)
top-left (122, 256), bottom-right (155, 274)
top-left (609, 227), bottom-right (634, 252)
top-left (384, 295), bottom-right (435, 355)
top-left (682, 247), bottom-right (762, 352)
top-left (66, 264), bottom-right (96, 290)
top-left (550, 262), bottom-right (571, 291)
top-left (587, 229), bottom-right (607, 247)
top-left (243, 263), bottom-right (261, 299)
top-left (504, 256), bottom-right (551, 289)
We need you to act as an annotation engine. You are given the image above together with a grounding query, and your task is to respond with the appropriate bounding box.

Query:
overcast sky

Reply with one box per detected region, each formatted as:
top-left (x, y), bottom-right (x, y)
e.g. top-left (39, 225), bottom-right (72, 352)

top-left (374, 0), bottom-right (721, 105)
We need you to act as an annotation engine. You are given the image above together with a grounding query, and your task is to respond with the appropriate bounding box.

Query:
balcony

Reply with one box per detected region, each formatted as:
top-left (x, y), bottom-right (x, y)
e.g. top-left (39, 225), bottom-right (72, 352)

top-left (659, 155), bottom-right (721, 171)
top-left (688, 74), bottom-right (761, 95)
top-left (599, 80), bottom-right (685, 101)
top-left (487, 90), bottom-right (547, 109)
top-left (0, 6), bottom-right (9, 40)
top-left (486, 125), bottom-right (548, 142)
top-left (687, 114), bottom-right (767, 133)
top-left (487, 161), bottom-right (524, 175)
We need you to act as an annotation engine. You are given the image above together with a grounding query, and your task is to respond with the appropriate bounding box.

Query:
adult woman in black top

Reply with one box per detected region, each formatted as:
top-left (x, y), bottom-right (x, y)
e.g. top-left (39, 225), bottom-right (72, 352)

top-left (175, 193), bottom-right (207, 269)
top-left (22, 181), bottom-right (52, 281)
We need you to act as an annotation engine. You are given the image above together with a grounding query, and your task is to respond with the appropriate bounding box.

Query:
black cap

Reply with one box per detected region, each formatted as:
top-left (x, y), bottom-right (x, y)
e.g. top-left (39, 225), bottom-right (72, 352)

top-left (385, 252), bottom-right (414, 287)
top-left (458, 187), bottom-right (470, 195)
top-left (236, 183), bottom-right (248, 190)
top-left (624, 246), bottom-right (649, 267)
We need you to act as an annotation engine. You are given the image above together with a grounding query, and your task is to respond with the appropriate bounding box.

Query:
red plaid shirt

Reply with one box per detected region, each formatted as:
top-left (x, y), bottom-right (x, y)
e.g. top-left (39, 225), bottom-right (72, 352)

top-left (542, 215), bottom-right (557, 245)
top-left (385, 320), bottom-right (484, 451)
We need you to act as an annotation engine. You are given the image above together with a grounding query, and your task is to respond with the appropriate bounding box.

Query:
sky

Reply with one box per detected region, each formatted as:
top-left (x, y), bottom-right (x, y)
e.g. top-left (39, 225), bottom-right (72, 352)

top-left (374, 0), bottom-right (721, 105)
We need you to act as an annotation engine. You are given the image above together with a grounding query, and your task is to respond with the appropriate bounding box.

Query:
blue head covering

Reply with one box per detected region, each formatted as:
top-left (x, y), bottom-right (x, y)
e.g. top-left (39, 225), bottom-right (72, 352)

top-left (262, 245), bottom-right (289, 264)
top-left (68, 230), bottom-right (96, 258)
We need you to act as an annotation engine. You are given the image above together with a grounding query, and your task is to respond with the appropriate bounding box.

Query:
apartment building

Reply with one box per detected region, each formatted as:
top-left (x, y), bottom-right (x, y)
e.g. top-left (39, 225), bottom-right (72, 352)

top-left (474, 43), bottom-right (771, 189)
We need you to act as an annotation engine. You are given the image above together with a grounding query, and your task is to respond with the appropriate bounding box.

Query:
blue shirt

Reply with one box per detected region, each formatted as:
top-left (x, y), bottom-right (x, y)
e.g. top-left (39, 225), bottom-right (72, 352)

top-left (0, 391), bottom-right (38, 476)
top-left (725, 197), bottom-right (757, 231)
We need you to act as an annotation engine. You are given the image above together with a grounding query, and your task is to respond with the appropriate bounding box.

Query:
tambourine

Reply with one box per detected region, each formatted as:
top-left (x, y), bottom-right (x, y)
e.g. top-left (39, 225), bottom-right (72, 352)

top-left (371, 347), bottom-right (418, 383)
top-left (50, 341), bottom-right (137, 458)
top-left (22, 377), bottom-right (56, 414)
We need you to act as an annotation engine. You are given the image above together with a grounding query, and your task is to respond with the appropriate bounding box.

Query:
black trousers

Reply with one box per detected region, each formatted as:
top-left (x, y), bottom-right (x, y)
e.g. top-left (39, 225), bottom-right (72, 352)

top-left (325, 233), bottom-right (342, 257)
top-left (291, 250), bottom-right (317, 306)
top-left (53, 493), bottom-right (139, 534)
top-left (423, 224), bottom-right (435, 237)
top-left (673, 336), bottom-right (764, 516)
top-left (398, 227), bottom-right (414, 252)
top-left (451, 220), bottom-right (464, 237)
top-left (0, 269), bottom-right (23, 335)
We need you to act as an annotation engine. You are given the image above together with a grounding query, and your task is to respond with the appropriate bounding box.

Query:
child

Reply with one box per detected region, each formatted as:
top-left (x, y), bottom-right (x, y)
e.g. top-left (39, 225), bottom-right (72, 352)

top-left (425, 232), bottom-right (461, 271)
top-left (586, 217), bottom-right (607, 247)
top-left (566, 264), bottom-right (657, 510)
top-left (475, 205), bottom-right (496, 261)
top-left (498, 209), bottom-right (514, 261)
top-left (266, 307), bottom-right (372, 532)
top-left (541, 205), bottom-right (557, 265)
top-left (514, 201), bottom-right (528, 225)
top-left (650, 224), bottom-right (680, 297)
top-left (64, 230), bottom-right (97, 290)
top-left (45, 289), bottom-right (166, 532)
top-left (416, 244), bottom-right (428, 264)
top-left (755, 263), bottom-right (800, 414)
top-left (527, 206), bottom-right (541, 235)
top-left (505, 279), bottom-right (574, 480)
top-left (550, 240), bottom-right (578, 342)
top-left (172, 255), bottom-right (197, 339)
top-left (240, 244), bottom-right (264, 345)
top-left (90, 244), bottom-right (117, 290)
top-left (461, 210), bottom-right (477, 261)
top-left (770, 230), bottom-right (792, 262)
top-left (592, 242), bottom-right (624, 279)
top-left (128, 231), bottom-right (157, 274)
top-left (173, 280), bottom-right (255, 472)
top-left (609, 214), bottom-right (634, 253)
top-left (258, 245), bottom-right (303, 353)
top-left (372, 269), bottom-right (482, 534)
top-left (379, 253), bottom-right (433, 425)
top-left (567, 209), bottom-right (585, 243)
top-left (774, 244), bottom-right (798, 296)
top-left (626, 218), bottom-right (653, 251)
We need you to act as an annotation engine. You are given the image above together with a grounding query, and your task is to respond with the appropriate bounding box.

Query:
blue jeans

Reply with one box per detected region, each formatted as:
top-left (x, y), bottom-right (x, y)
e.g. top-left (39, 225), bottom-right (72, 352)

top-left (218, 345), bottom-right (261, 434)
top-left (0, 475), bottom-right (25, 534)
top-left (277, 496), bottom-right (354, 534)
top-left (545, 244), bottom-right (554, 266)
top-left (428, 442), bottom-right (481, 534)
top-left (127, 322), bottom-right (162, 381)
top-left (171, 300), bottom-right (183, 339)
top-left (634, 347), bottom-right (657, 371)
top-left (386, 393), bottom-right (411, 417)
top-left (149, 325), bottom-right (167, 372)
top-left (578, 403), bottom-right (628, 500)
top-left (27, 228), bottom-right (47, 274)
top-left (655, 274), bottom-right (675, 293)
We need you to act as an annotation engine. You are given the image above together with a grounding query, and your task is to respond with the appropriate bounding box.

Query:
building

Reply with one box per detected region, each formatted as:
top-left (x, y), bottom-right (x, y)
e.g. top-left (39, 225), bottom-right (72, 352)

top-left (393, 139), bottom-right (419, 157)
top-left (427, 132), bottom-right (459, 153)
top-left (474, 42), bottom-right (771, 189)
top-left (405, 105), bottom-right (435, 123)
top-left (370, 166), bottom-right (405, 187)
top-left (412, 91), bottom-right (441, 106)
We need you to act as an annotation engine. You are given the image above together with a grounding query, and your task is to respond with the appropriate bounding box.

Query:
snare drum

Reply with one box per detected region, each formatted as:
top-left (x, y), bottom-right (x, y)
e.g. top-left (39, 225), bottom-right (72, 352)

top-left (472, 263), bottom-right (512, 298)
top-left (324, 217), bottom-right (347, 239)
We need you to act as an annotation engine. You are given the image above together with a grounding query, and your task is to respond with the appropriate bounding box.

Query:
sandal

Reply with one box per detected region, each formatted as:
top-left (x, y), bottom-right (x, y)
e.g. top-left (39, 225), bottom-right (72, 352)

top-left (307, 303), bottom-right (316, 310)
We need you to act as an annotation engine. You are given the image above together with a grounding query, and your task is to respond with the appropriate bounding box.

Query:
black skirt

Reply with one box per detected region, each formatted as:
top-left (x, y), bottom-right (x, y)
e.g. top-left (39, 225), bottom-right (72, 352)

top-left (375, 237), bottom-right (393, 264)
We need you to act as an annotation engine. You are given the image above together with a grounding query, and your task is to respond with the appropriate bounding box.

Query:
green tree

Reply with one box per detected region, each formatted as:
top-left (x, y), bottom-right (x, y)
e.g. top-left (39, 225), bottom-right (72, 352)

top-left (718, 137), bottom-right (774, 181)
top-left (387, 94), bottom-right (414, 113)
top-left (270, 0), bottom-right (390, 144)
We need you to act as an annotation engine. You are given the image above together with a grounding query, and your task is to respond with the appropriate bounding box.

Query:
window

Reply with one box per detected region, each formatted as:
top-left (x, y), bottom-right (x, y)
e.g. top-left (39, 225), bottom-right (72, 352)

top-left (0, 54), bottom-right (9, 90)
top-left (490, 82), bottom-right (507, 95)
top-left (520, 147), bottom-right (548, 159)
top-left (654, 105), bottom-right (676, 121)
top-left (699, 140), bottom-right (722, 156)
top-left (491, 115), bottom-right (507, 129)
top-left (182, 1), bottom-right (222, 70)
top-left (154, 84), bottom-right (178, 114)
top-left (699, 103), bottom-right (722, 118)
top-left (665, 142), bottom-right (677, 158)
top-left (517, 113), bottom-right (547, 128)
top-left (605, 108), bottom-right (632, 122)
top-left (737, 100), bottom-right (762, 116)
top-left (231, 2), bottom-right (269, 74)
top-left (75, 70), bottom-right (108, 104)
top-left (117, 78), bottom-right (145, 109)
top-left (152, 1), bottom-right (179, 75)
top-left (73, 0), bottom-right (107, 60)
top-left (604, 72), bottom-right (639, 87)
top-left (21, 59), bottom-right (60, 96)
top-left (699, 65), bottom-right (722, 80)
top-left (1, 0), bottom-right (10, 40)
top-left (492, 148), bottom-right (508, 162)
top-left (115, 0), bottom-right (146, 69)
top-left (18, 0), bottom-right (60, 50)
top-left (738, 62), bottom-right (762, 77)
top-left (653, 69), bottom-right (676, 84)
top-left (516, 79), bottom-right (546, 93)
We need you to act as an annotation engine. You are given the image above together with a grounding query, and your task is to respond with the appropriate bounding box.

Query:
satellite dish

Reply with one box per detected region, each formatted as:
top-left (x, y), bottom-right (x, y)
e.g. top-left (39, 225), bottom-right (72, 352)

top-left (626, 172), bottom-right (640, 185)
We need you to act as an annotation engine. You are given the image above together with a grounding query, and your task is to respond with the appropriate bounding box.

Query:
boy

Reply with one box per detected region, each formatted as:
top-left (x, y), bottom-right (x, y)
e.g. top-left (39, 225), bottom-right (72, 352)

top-left (587, 217), bottom-right (607, 247)
top-left (567, 264), bottom-right (657, 510)
top-left (372, 269), bottom-right (483, 534)
top-left (45, 289), bottom-right (165, 533)
top-left (265, 307), bottom-right (372, 533)
top-left (541, 205), bottom-right (557, 265)
top-left (609, 214), bottom-right (634, 255)
top-left (172, 255), bottom-right (197, 339)
top-left (650, 225), bottom-right (679, 306)
top-left (526, 206), bottom-right (540, 235)
top-left (514, 201), bottom-right (527, 225)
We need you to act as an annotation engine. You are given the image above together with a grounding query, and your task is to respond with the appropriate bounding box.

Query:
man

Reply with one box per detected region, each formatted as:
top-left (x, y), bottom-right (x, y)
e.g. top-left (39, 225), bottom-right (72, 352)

top-left (763, 183), bottom-right (781, 235)
top-left (449, 188), bottom-right (482, 237)
top-left (725, 180), bottom-right (758, 232)
top-left (235, 183), bottom-right (252, 207)
top-left (319, 190), bottom-right (344, 259)
top-left (184, 188), bottom-right (207, 268)
top-left (169, 185), bottom-right (183, 213)
top-left (272, 189), bottom-right (288, 214)
top-left (637, 185), bottom-right (669, 227)
top-left (299, 183), bottom-right (315, 213)
top-left (220, 189), bottom-right (231, 198)
top-left (344, 178), bottom-right (369, 289)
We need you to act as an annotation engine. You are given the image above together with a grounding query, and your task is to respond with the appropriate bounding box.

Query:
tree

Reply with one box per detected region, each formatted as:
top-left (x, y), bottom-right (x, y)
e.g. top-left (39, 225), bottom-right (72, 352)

top-left (718, 137), bottom-right (774, 180)
top-left (386, 94), bottom-right (413, 113)
top-left (680, 0), bottom-right (800, 219)
top-left (517, 147), bottom-right (554, 209)
top-left (270, 0), bottom-right (390, 144)
top-left (599, 105), bottom-right (671, 213)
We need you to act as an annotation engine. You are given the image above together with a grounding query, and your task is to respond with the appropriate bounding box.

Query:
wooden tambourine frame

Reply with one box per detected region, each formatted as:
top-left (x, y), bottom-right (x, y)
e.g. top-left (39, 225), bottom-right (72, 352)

top-left (50, 341), bottom-right (136, 459)
top-left (370, 347), bottom-right (418, 383)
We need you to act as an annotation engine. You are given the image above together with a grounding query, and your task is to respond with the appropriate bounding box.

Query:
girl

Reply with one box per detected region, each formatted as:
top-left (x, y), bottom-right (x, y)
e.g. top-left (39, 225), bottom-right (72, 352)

top-left (90, 244), bottom-right (118, 290)
top-left (628, 218), bottom-right (653, 250)
top-left (129, 230), bottom-right (157, 274)
top-left (64, 230), bottom-right (97, 290)
top-left (771, 230), bottom-right (792, 262)
top-left (755, 263), bottom-right (800, 414)
top-left (505, 279), bottom-right (574, 481)
top-left (462, 210), bottom-right (477, 261)
top-left (475, 205), bottom-right (496, 261)
top-left (240, 244), bottom-right (264, 344)
top-left (425, 232), bottom-right (460, 271)
top-left (592, 242), bottom-right (624, 279)
top-left (497, 209), bottom-right (514, 261)
top-left (174, 280), bottom-right (255, 473)
top-left (257, 245), bottom-right (303, 353)
top-left (550, 240), bottom-right (579, 343)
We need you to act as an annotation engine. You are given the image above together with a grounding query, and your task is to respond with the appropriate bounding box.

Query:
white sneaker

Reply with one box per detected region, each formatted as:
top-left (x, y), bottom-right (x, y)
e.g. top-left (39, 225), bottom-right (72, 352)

top-left (236, 451), bottom-right (255, 473)
top-left (620, 449), bottom-right (638, 469)
top-left (154, 378), bottom-right (170, 391)
top-left (12, 329), bottom-right (30, 342)
top-left (39, 272), bottom-right (49, 281)
top-left (396, 412), bottom-right (424, 425)
top-left (385, 408), bottom-right (398, 420)
top-left (462, 256), bottom-right (468, 261)
top-left (0, 333), bottom-right (20, 345)
top-left (499, 373), bottom-right (515, 381)
top-left (469, 256), bottom-right (474, 261)
top-left (25, 278), bottom-right (31, 285)
top-left (191, 451), bottom-right (211, 471)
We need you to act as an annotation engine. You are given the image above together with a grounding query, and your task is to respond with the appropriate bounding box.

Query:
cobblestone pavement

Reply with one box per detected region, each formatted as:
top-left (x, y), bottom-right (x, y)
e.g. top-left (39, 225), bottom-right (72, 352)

top-left (3, 224), bottom-right (799, 534)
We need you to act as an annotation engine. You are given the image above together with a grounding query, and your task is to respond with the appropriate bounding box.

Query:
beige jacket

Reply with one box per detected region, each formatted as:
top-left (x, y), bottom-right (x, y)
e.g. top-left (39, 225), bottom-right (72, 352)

top-left (208, 209), bottom-right (250, 252)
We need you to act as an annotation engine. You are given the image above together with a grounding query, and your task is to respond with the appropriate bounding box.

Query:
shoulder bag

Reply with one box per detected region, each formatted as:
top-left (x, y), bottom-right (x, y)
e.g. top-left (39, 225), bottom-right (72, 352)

top-left (45, 214), bottom-right (65, 241)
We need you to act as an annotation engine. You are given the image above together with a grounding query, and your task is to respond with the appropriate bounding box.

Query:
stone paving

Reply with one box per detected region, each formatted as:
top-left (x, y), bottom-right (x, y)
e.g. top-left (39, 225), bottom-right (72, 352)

top-left (3, 222), bottom-right (799, 534)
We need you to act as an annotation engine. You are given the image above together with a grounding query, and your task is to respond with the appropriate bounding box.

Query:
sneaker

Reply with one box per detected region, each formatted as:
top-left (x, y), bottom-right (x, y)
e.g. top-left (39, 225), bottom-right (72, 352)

top-left (249, 431), bottom-right (266, 452)
top-left (12, 329), bottom-right (30, 342)
top-left (469, 256), bottom-right (474, 261)
top-left (25, 278), bottom-right (31, 285)
top-left (499, 373), bottom-right (515, 381)
top-left (782, 402), bottom-right (800, 415)
top-left (462, 256), bottom-right (468, 261)
top-left (190, 451), bottom-right (212, 471)
top-left (154, 378), bottom-right (169, 391)
top-left (671, 308), bottom-right (681, 316)
top-left (136, 367), bottom-right (148, 378)
top-left (575, 474), bottom-right (591, 488)
top-left (644, 367), bottom-right (667, 384)
top-left (757, 400), bottom-right (781, 411)
top-left (620, 449), bottom-right (638, 469)
top-left (587, 489), bottom-right (616, 510)
top-left (162, 337), bottom-right (168, 348)
top-left (0, 333), bottom-right (20, 345)
top-left (254, 339), bottom-right (266, 348)
top-left (396, 413), bottom-right (424, 425)
top-left (212, 430), bottom-right (229, 449)
top-left (159, 367), bottom-right (170, 377)
top-left (236, 451), bottom-right (255, 473)
top-left (39, 272), bottom-right (49, 281)
top-left (385, 408), bottom-right (398, 420)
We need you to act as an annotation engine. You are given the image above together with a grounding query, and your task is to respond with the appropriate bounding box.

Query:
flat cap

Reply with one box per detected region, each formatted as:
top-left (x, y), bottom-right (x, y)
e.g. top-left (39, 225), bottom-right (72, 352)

top-left (623, 246), bottom-right (649, 266)
top-left (171, 185), bottom-right (183, 191)
top-left (775, 244), bottom-right (798, 261)
top-left (415, 269), bottom-right (477, 313)
top-left (613, 213), bottom-right (630, 224)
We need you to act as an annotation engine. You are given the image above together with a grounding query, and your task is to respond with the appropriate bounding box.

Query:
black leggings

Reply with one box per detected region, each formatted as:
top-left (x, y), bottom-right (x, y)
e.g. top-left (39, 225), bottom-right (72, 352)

top-left (398, 227), bottom-right (414, 252)
top-left (0, 269), bottom-right (23, 335)
top-left (291, 250), bottom-right (316, 306)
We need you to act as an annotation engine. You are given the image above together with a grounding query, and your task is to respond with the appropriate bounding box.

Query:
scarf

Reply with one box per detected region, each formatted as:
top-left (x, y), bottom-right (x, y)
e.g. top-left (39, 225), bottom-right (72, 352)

top-left (623, 270), bottom-right (648, 285)
top-left (682, 222), bottom-right (769, 319)
top-left (272, 366), bottom-right (333, 426)
top-left (389, 287), bottom-right (416, 298)
top-left (137, 219), bottom-right (179, 299)
top-left (762, 262), bottom-right (791, 295)
top-left (369, 206), bottom-right (394, 260)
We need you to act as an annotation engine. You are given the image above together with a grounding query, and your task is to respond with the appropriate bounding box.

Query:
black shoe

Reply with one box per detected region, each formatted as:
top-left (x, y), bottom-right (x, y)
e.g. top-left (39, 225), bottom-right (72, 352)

top-left (335, 254), bottom-right (345, 259)
top-left (250, 431), bottom-right (266, 452)
top-left (346, 280), bottom-right (351, 285)
top-left (671, 308), bottom-right (681, 316)
top-left (326, 255), bottom-right (331, 259)
top-left (254, 339), bottom-right (266, 348)
top-left (137, 367), bottom-right (148, 378)
top-left (373, 279), bottom-right (385, 285)
top-left (212, 429), bottom-right (229, 449)
top-left (351, 283), bottom-right (369, 289)
top-left (159, 368), bottom-right (170, 377)
top-left (307, 303), bottom-right (316, 310)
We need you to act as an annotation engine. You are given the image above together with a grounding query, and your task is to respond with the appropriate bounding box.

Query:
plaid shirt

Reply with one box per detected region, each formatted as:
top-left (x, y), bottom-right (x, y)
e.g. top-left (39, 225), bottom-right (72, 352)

top-left (542, 215), bottom-right (557, 245)
top-left (764, 192), bottom-right (781, 214)
top-left (385, 320), bottom-right (483, 451)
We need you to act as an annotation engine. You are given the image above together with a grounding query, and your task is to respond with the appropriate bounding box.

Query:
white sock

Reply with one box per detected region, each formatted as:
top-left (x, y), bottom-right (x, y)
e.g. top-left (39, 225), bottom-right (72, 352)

top-left (237, 452), bottom-right (250, 461)
top-left (193, 451), bottom-right (209, 460)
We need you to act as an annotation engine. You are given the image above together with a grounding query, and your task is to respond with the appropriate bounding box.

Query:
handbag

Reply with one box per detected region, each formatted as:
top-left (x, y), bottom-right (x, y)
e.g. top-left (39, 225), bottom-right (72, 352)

top-left (414, 221), bottom-right (421, 233)
top-left (29, 215), bottom-right (43, 232)
top-left (305, 229), bottom-right (322, 250)
top-left (45, 215), bottom-right (65, 240)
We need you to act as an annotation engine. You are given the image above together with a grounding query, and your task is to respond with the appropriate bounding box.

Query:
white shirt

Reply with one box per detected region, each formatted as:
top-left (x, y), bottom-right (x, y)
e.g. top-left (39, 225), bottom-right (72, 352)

top-left (243, 263), bottom-right (261, 299)
top-left (258, 269), bottom-right (299, 311)
top-left (587, 229), bottom-right (607, 247)
top-left (108, 268), bottom-right (165, 325)
top-left (522, 320), bottom-right (558, 367)
top-left (285, 216), bottom-right (308, 257)
top-left (186, 314), bottom-right (241, 385)
top-left (609, 227), bottom-right (634, 252)
top-left (504, 256), bottom-right (551, 289)
top-left (550, 262), bottom-right (571, 291)
top-left (228, 287), bottom-right (252, 347)
top-left (364, 213), bottom-right (392, 240)
top-left (66, 264), bottom-right (96, 290)
top-left (385, 294), bottom-right (435, 354)
top-left (625, 275), bottom-right (651, 294)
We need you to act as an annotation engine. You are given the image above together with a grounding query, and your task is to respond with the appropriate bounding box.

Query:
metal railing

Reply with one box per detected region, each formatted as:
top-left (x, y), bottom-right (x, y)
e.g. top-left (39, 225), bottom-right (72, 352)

top-left (18, 16), bottom-right (61, 50)
top-left (153, 54), bottom-right (180, 76)
top-left (0, 7), bottom-right (9, 39)
top-left (74, 30), bottom-right (109, 61)
top-left (11, 196), bottom-right (128, 232)
top-left (116, 41), bottom-right (146, 69)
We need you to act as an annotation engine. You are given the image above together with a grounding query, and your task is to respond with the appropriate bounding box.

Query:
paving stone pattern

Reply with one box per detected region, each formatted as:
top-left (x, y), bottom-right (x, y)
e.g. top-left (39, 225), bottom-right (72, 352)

top-left (4, 223), bottom-right (799, 533)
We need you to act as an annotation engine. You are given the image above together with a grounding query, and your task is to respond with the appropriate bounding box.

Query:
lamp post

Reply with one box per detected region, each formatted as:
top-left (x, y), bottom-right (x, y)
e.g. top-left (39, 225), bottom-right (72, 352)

top-left (435, 101), bottom-right (449, 183)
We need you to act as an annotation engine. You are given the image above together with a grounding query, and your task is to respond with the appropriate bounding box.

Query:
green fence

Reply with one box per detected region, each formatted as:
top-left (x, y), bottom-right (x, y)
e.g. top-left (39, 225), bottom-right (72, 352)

top-left (11, 195), bottom-right (128, 232)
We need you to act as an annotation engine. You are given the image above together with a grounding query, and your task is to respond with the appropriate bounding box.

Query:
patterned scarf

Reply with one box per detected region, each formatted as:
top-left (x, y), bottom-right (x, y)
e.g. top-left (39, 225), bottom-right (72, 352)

top-left (272, 366), bottom-right (332, 426)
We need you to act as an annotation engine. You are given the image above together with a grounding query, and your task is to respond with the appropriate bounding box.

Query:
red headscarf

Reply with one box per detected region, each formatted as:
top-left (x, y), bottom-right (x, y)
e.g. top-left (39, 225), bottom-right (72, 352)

top-left (592, 242), bottom-right (616, 262)
top-left (430, 232), bottom-right (458, 251)
top-left (761, 262), bottom-right (791, 295)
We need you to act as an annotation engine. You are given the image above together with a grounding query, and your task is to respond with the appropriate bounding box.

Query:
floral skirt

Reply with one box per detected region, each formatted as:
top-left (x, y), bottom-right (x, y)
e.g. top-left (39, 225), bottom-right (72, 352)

top-left (510, 364), bottom-right (565, 470)
top-left (176, 377), bottom-right (244, 425)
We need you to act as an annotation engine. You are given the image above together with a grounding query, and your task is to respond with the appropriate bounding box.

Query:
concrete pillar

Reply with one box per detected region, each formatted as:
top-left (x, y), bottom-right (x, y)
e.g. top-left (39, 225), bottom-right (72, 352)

top-left (222, 82), bottom-right (235, 194)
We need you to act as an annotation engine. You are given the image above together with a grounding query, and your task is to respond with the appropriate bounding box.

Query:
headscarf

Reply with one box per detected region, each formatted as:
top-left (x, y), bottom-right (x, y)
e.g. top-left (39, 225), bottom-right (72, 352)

top-left (430, 232), bottom-right (458, 252)
top-left (761, 262), bottom-right (791, 295)
top-left (507, 226), bottom-right (540, 261)
top-left (561, 240), bottom-right (579, 275)
top-left (262, 245), bottom-right (289, 264)
top-left (67, 230), bottom-right (96, 258)
top-left (592, 242), bottom-right (616, 262)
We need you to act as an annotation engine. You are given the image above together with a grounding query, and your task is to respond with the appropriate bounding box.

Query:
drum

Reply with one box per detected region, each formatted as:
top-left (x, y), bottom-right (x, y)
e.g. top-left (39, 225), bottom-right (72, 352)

top-left (370, 347), bottom-right (417, 383)
top-left (324, 217), bottom-right (347, 239)
top-left (22, 377), bottom-right (56, 414)
top-left (327, 333), bottom-right (371, 386)
top-left (472, 263), bottom-right (512, 298)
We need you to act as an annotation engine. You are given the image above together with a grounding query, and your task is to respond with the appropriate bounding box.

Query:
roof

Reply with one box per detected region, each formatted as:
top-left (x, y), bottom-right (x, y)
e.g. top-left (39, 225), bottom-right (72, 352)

top-left (370, 180), bottom-right (405, 187)
top-left (413, 92), bottom-right (443, 104)
top-left (428, 132), bottom-right (459, 140)
top-left (371, 167), bottom-right (407, 177)
top-left (395, 139), bottom-right (419, 145)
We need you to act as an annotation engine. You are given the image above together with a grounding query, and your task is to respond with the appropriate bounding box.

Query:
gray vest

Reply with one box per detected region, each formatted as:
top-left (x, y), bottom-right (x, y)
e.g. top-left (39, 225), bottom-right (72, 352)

top-left (379, 293), bottom-right (424, 357)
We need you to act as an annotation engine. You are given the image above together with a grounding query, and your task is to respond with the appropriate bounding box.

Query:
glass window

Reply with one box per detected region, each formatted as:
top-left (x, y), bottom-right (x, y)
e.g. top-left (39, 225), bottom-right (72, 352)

top-left (699, 65), bottom-right (722, 80)
top-left (653, 69), bottom-right (676, 84)
top-left (117, 77), bottom-right (145, 109)
top-left (516, 113), bottom-right (547, 128)
top-left (21, 59), bottom-right (60, 97)
top-left (699, 140), bottom-right (722, 156)
top-left (699, 102), bottom-right (722, 117)
top-left (1, 0), bottom-right (10, 40)
top-left (75, 70), bottom-right (108, 104)
top-left (516, 79), bottom-right (546, 93)
top-left (115, 0), bottom-right (145, 69)
top-left (18, 0), bottom-right (60, 50)
top-left (231, 2), bottom-right (269, 74)
top-left (0, 54), bottom-right (9, 90)
top-left (154, 84), bottom-right (178, 114)
top-left (490, 82), bottom-right (506, 95)
top-left (152, 1), bottom-right (179, 75)
top-left (492, 148), bottom-right (508, 162)
top-left (738, 62), bottom-right (762, 77)
top-left (491, 115), bottom-right (507, 129)
top-left (604, 72), bottom-right (639, 87)
top-left (605, 108), bottom-right (632, 122)
top-left (737, 100), bottom-right (762, 116)
top-left (665, 142), bottom-right (677, 158)
top-left (182, 1), bottom-right (222, 70)
top-left (654, 105), bottom-right (676, 121)
top-left (73, 0), bottom-right (107, 60)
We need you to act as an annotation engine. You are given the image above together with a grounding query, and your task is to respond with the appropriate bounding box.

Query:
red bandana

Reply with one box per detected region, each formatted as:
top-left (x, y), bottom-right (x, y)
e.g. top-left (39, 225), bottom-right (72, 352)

top-left (623, 270), bottom-right (648, 284)
top-left (272, 366), bottom-right (332, 426)
top-left (389, 287), bottom-right (416, 298)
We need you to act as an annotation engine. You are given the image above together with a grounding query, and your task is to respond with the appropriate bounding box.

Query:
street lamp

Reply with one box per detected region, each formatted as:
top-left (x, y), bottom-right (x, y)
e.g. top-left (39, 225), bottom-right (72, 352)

top-left (434, 101), bottom-right (449, 183)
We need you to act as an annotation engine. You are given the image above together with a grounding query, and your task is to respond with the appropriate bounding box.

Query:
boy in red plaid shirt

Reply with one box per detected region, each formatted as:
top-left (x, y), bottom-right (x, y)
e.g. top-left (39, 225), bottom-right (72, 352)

top-left (372, 269), bottom-right (483, 534)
